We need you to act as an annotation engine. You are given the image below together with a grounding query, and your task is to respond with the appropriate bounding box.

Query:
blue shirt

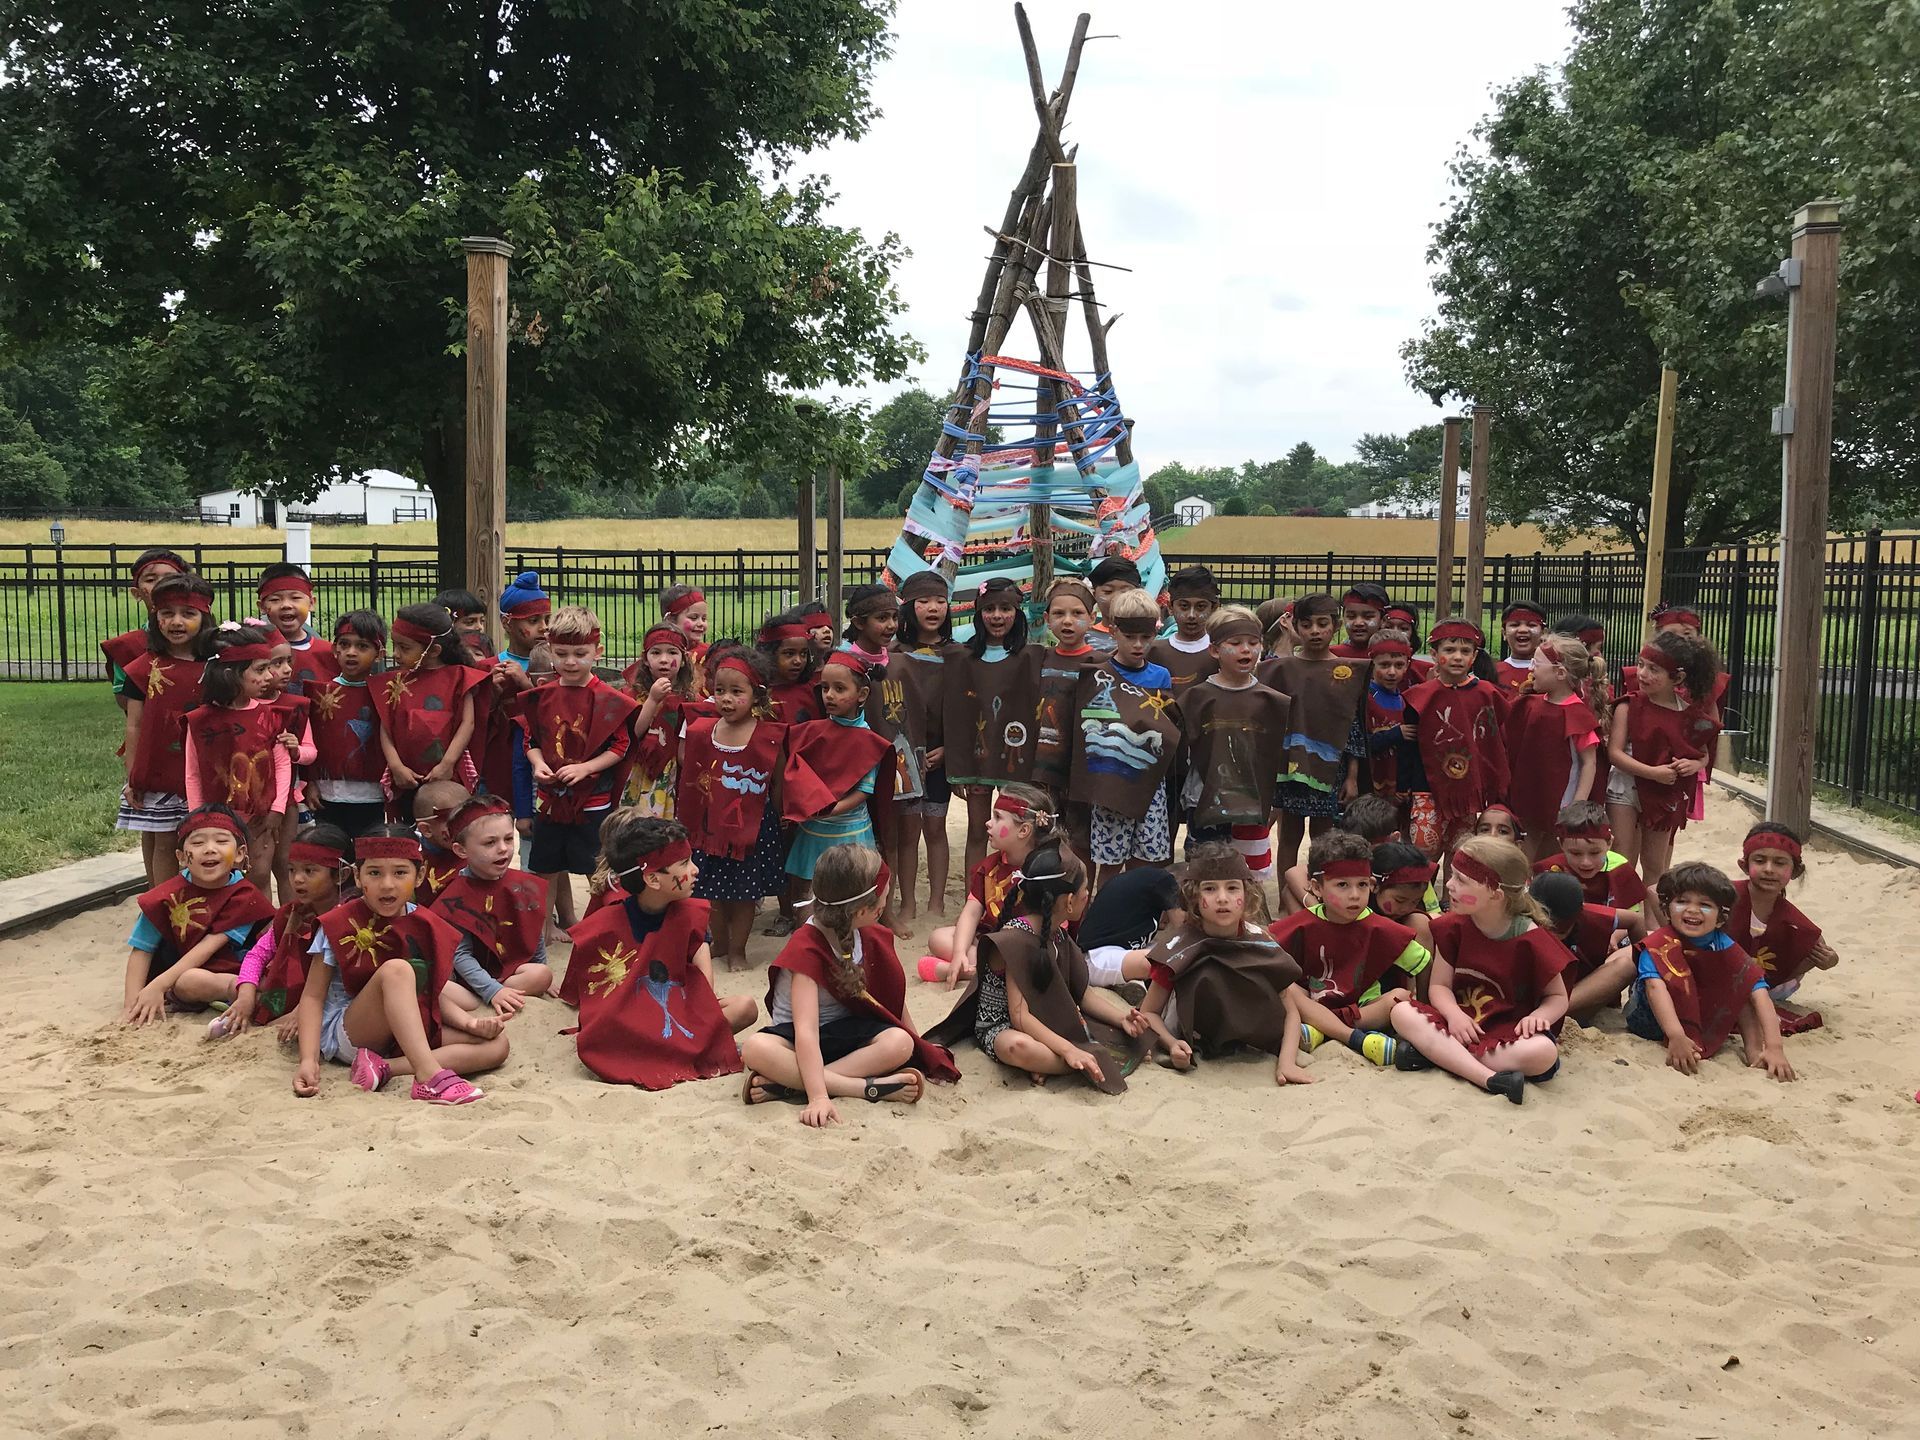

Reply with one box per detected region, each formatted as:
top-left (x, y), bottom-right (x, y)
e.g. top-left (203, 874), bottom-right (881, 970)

top-left (127, 870), bottom-right (257, 952)
top-left (1112, 658), bottom-right (1172, 690)
top-left (832, 713), bottom-right (879, 794)
top-left (1634, 929), bottom-right (1767, 990)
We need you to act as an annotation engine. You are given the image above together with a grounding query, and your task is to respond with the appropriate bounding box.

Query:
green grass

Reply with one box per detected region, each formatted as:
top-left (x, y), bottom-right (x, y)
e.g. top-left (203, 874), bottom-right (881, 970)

top-left (0, 682), bottom-right (137, 879)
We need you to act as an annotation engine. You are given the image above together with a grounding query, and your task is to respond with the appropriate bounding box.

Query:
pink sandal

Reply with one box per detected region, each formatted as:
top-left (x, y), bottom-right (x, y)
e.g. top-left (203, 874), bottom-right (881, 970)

top-left (350, 1048), bottom-right (393, 1092)
top-left (412, 1068), bottom-right (484, 1105)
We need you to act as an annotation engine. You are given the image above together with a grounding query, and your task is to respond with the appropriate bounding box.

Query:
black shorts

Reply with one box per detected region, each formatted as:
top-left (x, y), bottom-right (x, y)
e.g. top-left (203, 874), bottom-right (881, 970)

top-left (312, 798), bottom-right (387, 840)
top-left (529, 814), bottom-right (603, 875)
top-left (759, 1013), bottom-right (897, 1065)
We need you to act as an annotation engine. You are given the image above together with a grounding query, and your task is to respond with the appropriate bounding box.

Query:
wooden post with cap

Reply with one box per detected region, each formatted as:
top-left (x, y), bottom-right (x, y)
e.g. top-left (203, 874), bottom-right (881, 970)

top-left (1640, 365), bottom-right (1680, 643)
top-left (461, 236), bottom-right (513, 650)
top-left (1463, 405), bottom-right (1494, 628)
top-left (1766, 199), bottom-right (1844, 833)
top-left (1435, 416), bottom-right (1464, 621)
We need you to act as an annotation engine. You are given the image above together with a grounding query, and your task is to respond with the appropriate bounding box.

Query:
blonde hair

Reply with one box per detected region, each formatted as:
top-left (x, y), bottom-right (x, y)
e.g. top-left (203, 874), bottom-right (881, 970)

top-left (1453, 835), bottom-right (1550, 927)
top-left (1537, 632), bottom-right (1592, 683)
top-left (809, 843), bottom-right (886, 995)
top-left (1105, 586), bottom-right (1161, 626)
top-left (546, 605), bottom-right (601, 645)
top-left (1207, 605), bottom-right (1262, 643)
top-left (991, 782), bottom-right (1061, 847)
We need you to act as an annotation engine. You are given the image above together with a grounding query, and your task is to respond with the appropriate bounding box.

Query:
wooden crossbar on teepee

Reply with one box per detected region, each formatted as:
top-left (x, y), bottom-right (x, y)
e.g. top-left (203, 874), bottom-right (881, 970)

top-left (881, 5), bottom-right (1165, 637)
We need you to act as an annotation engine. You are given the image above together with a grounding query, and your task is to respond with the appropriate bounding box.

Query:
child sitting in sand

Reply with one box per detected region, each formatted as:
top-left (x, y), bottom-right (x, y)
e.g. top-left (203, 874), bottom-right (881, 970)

top-left (1390, 836), bottom-right (1571, 1104)
top-left (923, 783), bottom-right (1060, 986)
top-left (1532, 801), bottom-right (1647, 911)
top-left (1528, 871), bottom-right (1647, 1023)
top-left (431, 795), bottom-right (555, 1025)
top-left (925, 844), bottom-right (1150, 1092)
top-left (121, 805), bottom-right (276, 1025)
top-left (742, 844), bottom-right (957, 1127)
top-left (1369, 843), bottom-right (1438, 953)
top-left (218, 822), bottom-right (352, 1042)
top-left (1726, 821), bottom-right (1838, 1035)
top-left (1138, 843), bottom-right (1315, 1086)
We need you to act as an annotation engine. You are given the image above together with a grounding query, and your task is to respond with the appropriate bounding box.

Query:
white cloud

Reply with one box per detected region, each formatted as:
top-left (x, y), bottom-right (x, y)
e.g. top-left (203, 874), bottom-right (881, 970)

top-left (797, 0), bottom-right (1572, 465)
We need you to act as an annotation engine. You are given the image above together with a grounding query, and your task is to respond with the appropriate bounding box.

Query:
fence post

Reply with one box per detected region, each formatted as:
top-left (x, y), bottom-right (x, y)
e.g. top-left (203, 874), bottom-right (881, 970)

top-left (54, 544), bottom-right (69, 679)
top-left (1726, 542), bottom-right (1751, 725)
top-left (1580, 550), bottom-right (1592, 609)
top-left (735, 549), bottom-right (747, 619)
top-left (368, 544), bottom-right (381, 615)
top-left (226, 563), bottom-right (239, 618)
top-left (1845, 528), bottom-right (1882, 804)
top-left (1325, 551), bottom-right (1335, 589)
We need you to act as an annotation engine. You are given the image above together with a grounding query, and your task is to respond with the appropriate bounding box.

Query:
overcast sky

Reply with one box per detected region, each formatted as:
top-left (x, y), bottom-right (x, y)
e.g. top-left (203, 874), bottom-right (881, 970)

top-left (800, 0), bottom-right (1575, 468)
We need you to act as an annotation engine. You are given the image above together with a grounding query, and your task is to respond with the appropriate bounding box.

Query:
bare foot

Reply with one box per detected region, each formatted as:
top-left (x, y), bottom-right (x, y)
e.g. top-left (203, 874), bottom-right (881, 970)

top-left (724, 953), bottom-right (750, 973)
top-left (461, 1013), bottom-right (506, 1040)
top-left (543, 924), bottom-right (569, 947)
top-left (862, 1069), bottom-right (924, 1104)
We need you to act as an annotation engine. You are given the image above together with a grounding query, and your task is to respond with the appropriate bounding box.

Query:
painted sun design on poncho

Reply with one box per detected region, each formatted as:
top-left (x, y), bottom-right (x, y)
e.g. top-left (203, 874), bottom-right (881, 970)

top-left (312, 687), bottom-right (344, 720)
top-left (338, 915), bottom-right (391, 965)
top-left (384, 671), bottom-right (413, 706)
top-left (144, 664), bottom-right (172, 701)
top-left (586, 941), bottom-right (642, 999)
top-left (166, 892), bottom-right (208, 941)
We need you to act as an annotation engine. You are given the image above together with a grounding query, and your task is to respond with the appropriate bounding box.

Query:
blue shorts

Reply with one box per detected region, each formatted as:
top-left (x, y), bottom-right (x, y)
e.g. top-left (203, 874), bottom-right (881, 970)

top-left (319, 971), bottom-right (355, 1064)
top-left (1623, 980), bottom-right (1664, 1041)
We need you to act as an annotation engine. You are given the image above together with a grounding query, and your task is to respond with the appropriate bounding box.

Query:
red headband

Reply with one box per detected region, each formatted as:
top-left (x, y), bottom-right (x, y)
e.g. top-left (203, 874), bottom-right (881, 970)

top-left (1502, 602), bottom-right (1547, 624)
top-left (1367, 635), bottom-right (1412, 657)
top-left (1577, 625), bottom-right (1606, 645)
top-left (166, 591), bottom-right (215, 615)
top-left (289, 840), bottom-right (350, 867)
top-left (1559, 815), bottom-right (1612, 840)
top-left (763, 622), bottom-right (811, 644)
top-left (133, 556), bottom-right (185, 583)
top-left (992, 793), bottom-right (1055, 825)
top-left (1384, 606), bottom-right (1418, 625)
top-left (664, 589), bottom-right (706, 617)
top-left (824, 649), bottom-right (877, 680)
top-left (258, 576), bottom-right (312, 600)
top-left (1450, 848), bottom-right (1506, 892)
top-left (1652, 607), bottom-right (1701, 629)
top-left (627, 836), bottom-right (692, 877)
top-left (712, 655), bottom-right (758, 685)
top-left (555, 628), bottom-right (602, 647)
top-left (1315, 858), bottom-right (1374, 881)
top-left (448, 795), bottom-right (512, 837)
top-left (1479, 804), bottom-right (1522, 831)
top-left (798, 603), bottom-right (832, 624)
top-left (219, 642), bottom-right (277, 664)
top-left (355, 834), bottom-right (424, 862)
top-left (1430, 619), bottom-right (1485, 647)
top-left (392, 615), bottom-right (451, 647)
top-left (644, 625), bottom-right (690, 653)
top-left (1376, 861), bottom-right (1434, 888)
top-left (1637, 643), bottom-right (1680, 676)
top-left (503, 596), bottom-right (551, 618)
top-left (177, 812), bottom-right (246, 845)
top-left (1743, 831), bottom-right (1802, 863)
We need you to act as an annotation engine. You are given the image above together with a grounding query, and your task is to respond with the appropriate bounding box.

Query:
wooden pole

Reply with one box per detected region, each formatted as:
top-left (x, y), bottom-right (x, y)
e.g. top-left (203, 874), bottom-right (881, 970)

top-left (1463, 405), bottom-right (1494, 628)
top-left (796, 471), bottom-right (818, 603)
top-left (1766, 199), bottom-right (1844, 833)
top-left (1030, 161), bottom-right (1077, 603)
top-left (460, 236), bottom-right (512, 649)
top-left (1640, 365), bottom-right (1680, 642)
top-left (1435, 416), bottom-right (1463, 621)
top-left (825, 460), bottom-right (845, 627)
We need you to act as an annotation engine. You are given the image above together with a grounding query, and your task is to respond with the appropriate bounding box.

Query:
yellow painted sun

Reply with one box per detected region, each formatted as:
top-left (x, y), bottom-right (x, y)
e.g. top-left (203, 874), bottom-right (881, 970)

top-left (166, 892), bottom-right (207, 941)
top-left (339, 916), bottom-right (390, 964)
top-left (1138, 690), bottom-right (1174, 720)
top-left (144, 664), bottom-right (172, 701)
top-left (1331, 663), bottom-right (1354, 682)
top-left (312, 688), bottom-right (344, 721)
top-left (384, 672), bottom-right (413, 706)
top-left (586, 941), bottom-right (642, 998)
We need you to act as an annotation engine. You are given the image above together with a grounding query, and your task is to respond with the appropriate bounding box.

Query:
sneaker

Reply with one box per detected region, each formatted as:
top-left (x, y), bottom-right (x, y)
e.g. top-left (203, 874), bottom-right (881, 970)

top-left (350, 1047), bottom-right (393, 1092)
top-left (412, 1068), bottom-right (484, 1105)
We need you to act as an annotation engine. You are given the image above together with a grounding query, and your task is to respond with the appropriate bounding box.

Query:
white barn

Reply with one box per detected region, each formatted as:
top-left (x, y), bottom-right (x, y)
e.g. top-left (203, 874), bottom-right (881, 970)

top-left (198, 470), bottom-right (435, 528)
top-left (1174, 494), bottom-right (1215, 526)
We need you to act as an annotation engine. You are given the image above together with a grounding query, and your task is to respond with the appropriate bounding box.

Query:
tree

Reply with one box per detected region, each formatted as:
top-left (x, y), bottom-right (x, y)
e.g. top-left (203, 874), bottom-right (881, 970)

top-left (1354, 425), bottom-right (1446, 511)
top-left (0, 346), bottom-right (190, 508)
top-left (1403, 0), bottom-right (1920, 551)
top-left (1, 1), bottom-right (918, 581)
top-left (857, 386), bottom-right (944, 517)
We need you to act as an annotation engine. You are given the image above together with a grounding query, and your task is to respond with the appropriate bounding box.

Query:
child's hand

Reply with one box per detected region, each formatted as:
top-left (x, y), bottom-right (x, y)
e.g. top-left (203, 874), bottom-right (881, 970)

top-left (1166, 1038), bottom-right (1194, 1071)
top-left (425, 761), bottom-right (455, 783)
top-left (1275, 1059), bottom-right (1317, 1085)
top-left (1812, 940), bottom-right (1840, 970)
top-left (1646, 763), bottom-right (1679, 785)
top-left (390, 762), bottom-right (421, 789)
top-left (800, 1097), bottom-right (840, 1128)
top-left (122, 983), bottom-right (169, 1026)
top-left (274, 1014), bottom-right (300, 1046)
top-left (491, 988), bottom-right (526, 1018)
top-left (1447, 1012), bottom-right (1483, 1047)
top-left (1665, 1034), bottom-right (1702, 1075)
top-left (1063, 1046), bottom-right (1104, 1084)
top-left (1671, 756), bottom-right (1704, 777)
top-left (946, 953), bottom-right (975, 991)
top-left (1754, 1045), bottom-right (1797, 1082)
top-left (222, 1003), bottom-right (253, 1039)
top-left (1121, 1008), bottom-right (1149, 1038)
top-left (1399, 721), bottom-right (1417, 740)
top-left (293, 1060), bottom-right (321, 1097)
top-left (924, 746), bottom-right (945, 769)
top-left (1515, 1010), bottom-right (1553, 1038)
top-left (554, 762), bottom-right (591, 788)
top-left (277, 731), bottom-right (299, 752)
top-left (531, 758), bottom-right (556, 784)
top-left (648, 676), bottom-right (675, 703)
top-left (1339, 775), bottom-right (1359, 804)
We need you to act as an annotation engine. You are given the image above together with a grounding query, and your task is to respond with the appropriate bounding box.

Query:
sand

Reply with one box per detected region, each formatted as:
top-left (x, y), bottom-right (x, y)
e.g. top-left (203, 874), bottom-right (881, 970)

top-left (4, 792), bottom-right (1919, 1439)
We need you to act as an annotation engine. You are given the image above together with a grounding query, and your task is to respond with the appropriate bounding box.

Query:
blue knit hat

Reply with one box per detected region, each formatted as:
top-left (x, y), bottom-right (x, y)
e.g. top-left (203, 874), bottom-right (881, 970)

top-left (499, 570), bottom-right (551, 618)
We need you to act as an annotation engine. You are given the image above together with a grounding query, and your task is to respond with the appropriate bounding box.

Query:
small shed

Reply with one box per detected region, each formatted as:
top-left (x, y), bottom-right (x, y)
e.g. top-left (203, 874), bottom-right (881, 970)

top-left (1175, 495), bottom-right (1215, 526)
top-left (197, 470), bottom-right (436, 528)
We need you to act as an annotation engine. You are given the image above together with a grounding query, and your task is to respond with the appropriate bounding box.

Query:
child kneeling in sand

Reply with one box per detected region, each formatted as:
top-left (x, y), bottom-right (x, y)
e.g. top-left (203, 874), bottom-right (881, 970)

top-left (121, 805), bottom-right (275, 1025)
top-left (1390, 837), bottom-right (1570, 1104)
top-left (292, 826), bottom-right (509, 1104)
top-left (743, 844), bottom-right (958, 1127)
top-left (1138, 843), bottom-right (1315, 1086)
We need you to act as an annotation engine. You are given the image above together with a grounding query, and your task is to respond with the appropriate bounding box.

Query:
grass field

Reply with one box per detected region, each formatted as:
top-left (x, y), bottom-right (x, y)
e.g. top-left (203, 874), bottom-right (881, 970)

top-left (0, 684), bottom-right (135, 880)
top-left (1159, 516), bottom-right (1617, 556)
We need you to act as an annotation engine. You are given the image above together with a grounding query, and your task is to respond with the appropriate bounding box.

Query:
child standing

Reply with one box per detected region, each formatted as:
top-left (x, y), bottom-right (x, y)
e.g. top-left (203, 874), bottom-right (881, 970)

top-left (103, 549), bottom-right (190, 708)
top-left (1269, 831), bottom-right (1430, 1068)
top-left (925, 844), bottom-right (1150, 1092)
top-left (307, 611), bottom-right (389, 840)
top-left (1532, 801), bottom-right (1646, 910)
top-left (890, 573), bottom-right (959, 928)
top-left (840, 584), bottom-right (898, 673)
top-left (1728, 822), bottom-right (1837, 1031)
top-left (1087, 556), bottom-right (1145, 655)
top-left (433, 795), bottom-right (555, 1019)
top-left (743, 843), bottom-right (956, 1124)
top-left (185, 623), bottom-right (292, 894)
top-left (1493, 600), bottom-right (1548, 696)
top-left (220, 822), bottom-right (352, 1041)
top-left (1334, 583), bottom-right (1390, 659)
top-left (1150, 565), bottom-right (1221, 695)
top-left (568, 814), bottom-right (757, 1087)
top-left (371, 603), bottom-right (480, 821)
top-left (798, 599), bottom-right (836, 666)
top-left (1389, 836), bottom-right (1570, 1103)
top-left (661, 583), bottom-right (711, 688)
top-left (1609, 630), bottom-right (1721, 884)
top-left (1402, 619), bottom-right (1510, 859)
top-left (677, 652), bottom-right (786, 972)
top-left (944, 576), bottom-right (1037, 878)
top-left (1034, 577), bottom-right (1101, 867)
top-left (120, 805), bottom-right (276, 1025)
top-left (1362, 628), bottom-right (1420, 814)
top-left (293, 826), bottom-right (507, 1104)
top-left (117, 572), bottom-right (215, 884)
top-left (925, 783), bottom-right (1060, 987)
top-left (626, 624), bottom-right (698, 818)
top-left (1179, 606), bottom-right (1291, 879)
top-left (1264, 593), bottom-right (1369, 877)
top-left (1073, 587), bottom-right (1179, 888)
top-left (781, 651), bottom-right (892, 902)
top-left (1611, 862), bottom-right (1795, 1081)
top-left (759, 611), bottom-right (822, 726)
top-left (1138, 843), bottom-right (1314, 1084)
top-left (496, 571), bottom-right (549, 852)
top-left (1502, 632), bottom-right (1601, 857)
top-left (255, 563), bottom-right (337, 696)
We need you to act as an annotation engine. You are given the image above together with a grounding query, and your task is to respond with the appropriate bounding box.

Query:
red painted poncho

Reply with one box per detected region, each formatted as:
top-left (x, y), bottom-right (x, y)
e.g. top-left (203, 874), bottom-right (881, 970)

top-left (317, 899), bottom-right (459, 1050)
top-left (465, 659), bottom-right (518, 802)
top-left (1626, 695), bottom-right (1720, 834)
top-left (251, 904), bottom-right (325, 1023)
top-left (136, 874), bottom-right (275, 973)
top-left (1268, 909), bottom-right (1423, 1020)
top-left (1639, 928), bottom-right (1765, 1057)
top-left (514, 676), bottom-right (641, 824)
top-left (1727, 881), bottom-right (1825, 992)
top-left (102, 628), bottom-right (150, 675)
top-left (767, 922), bottom-right (959, 1082)
top-left (121, 653), bottom-right (205, 796)
top-left (1559, 903), bottom-right (1629, 990)
top-left (1501, 693), bottom-right (1600, 836)
top-left (433, 868), bottom-right (551, 980)
top-left (285, 637), bottom-right (338, 698)
top-left (572, 895), bottom-right (741, 1089)
top-left (677, 717), bottom-right (785, 860)
top-left (417, 844), bottom-right (463, 908)
top-left (1406, 912), bottom-right (1571, 1056)
top-left (1532, 852), bottom-right (1647, 910)
top-left (370, 663), bottom-right (479, 776)
top-left (768, 680), bottom-right (823, 727)
top-left (186, 703), bottom-right (285, 822)
top-left (1403, 676), bottom-right (1510, 830)
top-left (309, 678), bottom-right (383, 785)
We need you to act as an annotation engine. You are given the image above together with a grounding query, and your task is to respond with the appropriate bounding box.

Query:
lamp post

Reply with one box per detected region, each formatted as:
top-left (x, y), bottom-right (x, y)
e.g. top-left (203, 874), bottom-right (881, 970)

top-left (49, 521), bottom-right (65, 547)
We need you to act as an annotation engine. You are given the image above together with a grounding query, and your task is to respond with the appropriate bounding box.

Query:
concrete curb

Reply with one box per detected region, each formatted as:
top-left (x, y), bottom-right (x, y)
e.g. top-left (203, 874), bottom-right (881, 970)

top-left (1712, 773), bottom-right (1920, 871)
top-left (0, 852), bottom-right (147, 939)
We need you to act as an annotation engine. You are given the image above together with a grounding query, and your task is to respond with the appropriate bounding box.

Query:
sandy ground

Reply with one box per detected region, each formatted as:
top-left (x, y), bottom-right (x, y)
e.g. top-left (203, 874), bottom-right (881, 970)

top-left (3, 793), bottom-right (1919, 1439)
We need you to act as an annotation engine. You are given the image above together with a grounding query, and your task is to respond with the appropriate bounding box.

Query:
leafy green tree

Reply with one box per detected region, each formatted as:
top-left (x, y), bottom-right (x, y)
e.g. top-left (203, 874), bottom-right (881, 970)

top-left (1, 0), bottom-right (917, 580)
top-left (1354, 425), bottom-right (1446, 510)
top-left (1404, 0), bottom-right (1919, 551)
top-left (0, 346), bottom-right (189, 508)
top-left (689, 482), bottom-right (741, 519)
top-left (652, 484), bottom-right (689, 520)
top-left (857, 387), bottom-right (944, 517)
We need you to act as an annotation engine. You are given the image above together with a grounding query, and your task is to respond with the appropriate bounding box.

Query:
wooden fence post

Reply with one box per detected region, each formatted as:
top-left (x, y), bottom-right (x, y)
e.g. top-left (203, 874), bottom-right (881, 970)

top-left (1640, 366), bottom-right (1680, 641)
top-left (825, 461), bottom-right (845, 625)
top-left (1464, 405), bottom-right (1494, 628)
top-left (461, 236), bottom-right (513, 652)
top-left (797, 472), bottom-right (818, 603)
top-left (1436, 416), bottom-right (1463, 620)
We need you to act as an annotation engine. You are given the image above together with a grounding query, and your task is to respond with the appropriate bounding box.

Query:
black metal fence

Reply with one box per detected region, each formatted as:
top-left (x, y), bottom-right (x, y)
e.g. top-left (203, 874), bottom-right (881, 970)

top-left (5, 534), bottom-right (1917, 818)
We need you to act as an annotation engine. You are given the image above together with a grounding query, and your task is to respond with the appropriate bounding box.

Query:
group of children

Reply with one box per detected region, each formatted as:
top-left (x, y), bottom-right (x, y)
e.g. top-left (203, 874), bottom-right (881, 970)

top-left (103, 547), bottom-right (1837, 1116)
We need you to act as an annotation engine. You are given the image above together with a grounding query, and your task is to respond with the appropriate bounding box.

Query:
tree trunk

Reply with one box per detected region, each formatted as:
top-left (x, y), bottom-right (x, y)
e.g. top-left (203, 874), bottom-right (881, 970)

top-left (422, 418), bottom-right (468, 591)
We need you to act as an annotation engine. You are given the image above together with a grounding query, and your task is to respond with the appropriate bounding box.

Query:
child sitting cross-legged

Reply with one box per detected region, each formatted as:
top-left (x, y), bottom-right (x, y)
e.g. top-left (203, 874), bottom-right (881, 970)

top-left (1269, 830), bottom-right (1432, 1070)
top-left (431, 795), bottom-right (555, 1029)
top-left (217, 823), bottom-right (353, 1043)
top-left (1368, 843), bottom-right (1438, 955)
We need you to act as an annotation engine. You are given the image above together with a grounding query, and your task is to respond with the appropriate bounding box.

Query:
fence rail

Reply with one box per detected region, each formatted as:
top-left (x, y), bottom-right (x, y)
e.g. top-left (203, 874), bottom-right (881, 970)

top-left (4, 534), bottom-right (1917, 819)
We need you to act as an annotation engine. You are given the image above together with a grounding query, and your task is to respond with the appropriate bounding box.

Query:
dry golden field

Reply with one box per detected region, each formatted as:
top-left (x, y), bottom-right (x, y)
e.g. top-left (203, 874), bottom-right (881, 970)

top-left (1158, 515), bottom-right (1619, 556)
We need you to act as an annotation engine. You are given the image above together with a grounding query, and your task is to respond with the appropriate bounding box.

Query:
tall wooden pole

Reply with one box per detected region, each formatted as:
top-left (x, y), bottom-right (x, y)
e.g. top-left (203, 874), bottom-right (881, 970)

top-left (1435, 416), bottom-right (1463, 621)
top-left (1464, 405), bottom-right (1494, 627)
top-left (461, 236), bottom-right (513, 649)
top-left (825, 461), bottom-right (846, 627)
top-left (1766, 199), bottom-right (1844, 833)
top-left (1640, 365), bottom-right (1680, 642)
top-left (1030, 161), bottom-right (1076, 604)
top-left (796, 471), bottom-right (818, 603)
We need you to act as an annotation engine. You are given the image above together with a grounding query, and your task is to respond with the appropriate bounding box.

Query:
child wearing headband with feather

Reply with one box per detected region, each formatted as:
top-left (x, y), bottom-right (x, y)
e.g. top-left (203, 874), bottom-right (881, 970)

top-left (370, 602), bottom-right (481, 822)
